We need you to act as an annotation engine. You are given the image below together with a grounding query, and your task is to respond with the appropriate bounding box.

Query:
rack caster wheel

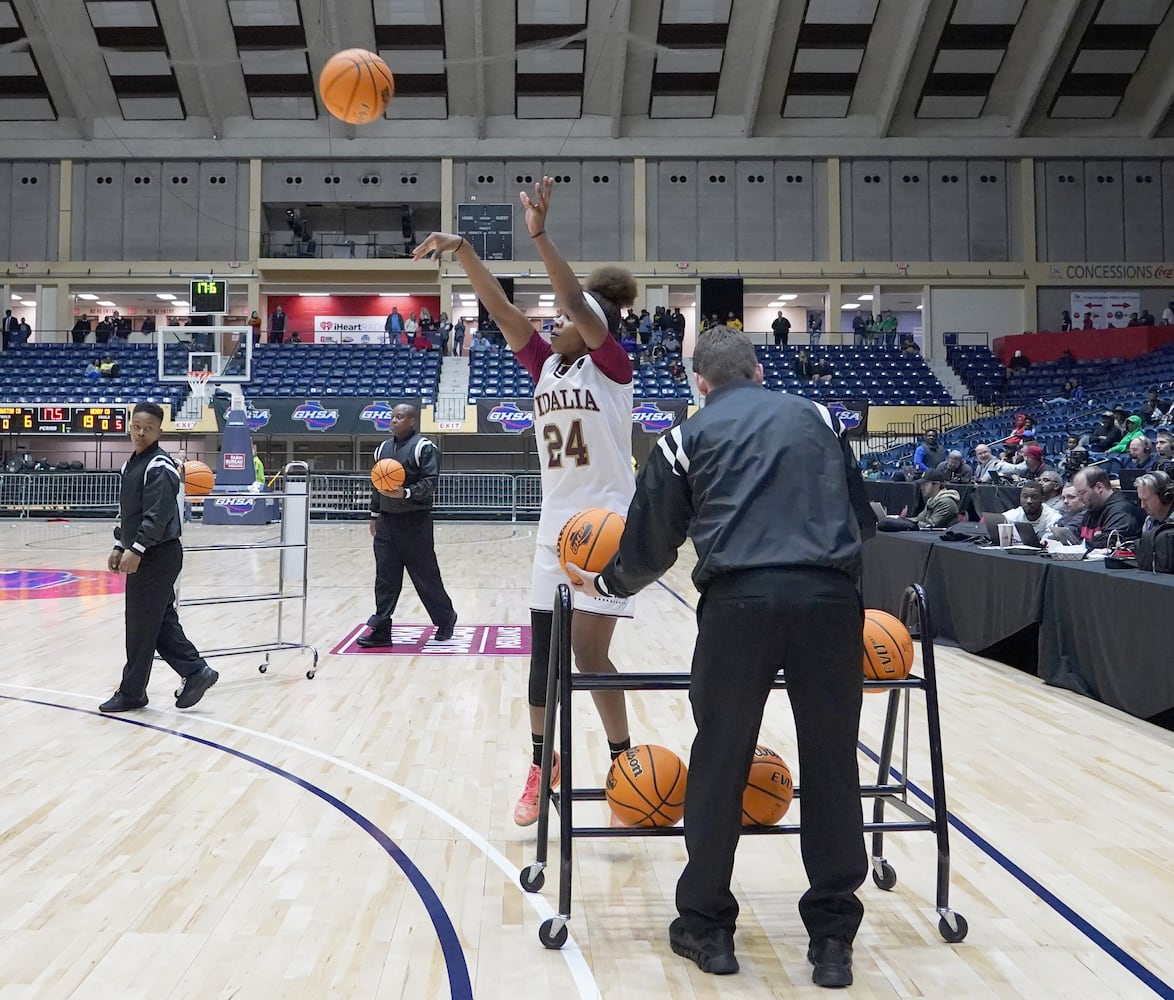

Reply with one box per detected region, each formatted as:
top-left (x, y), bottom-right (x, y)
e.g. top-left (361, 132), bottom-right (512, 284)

top-left (258, 663), bottom-right (267, 674)
top-left (519, 864), bottom-right (545, 893)
top-left (538, 917), bottom-right (568, 950)
top-left (306, 669), bottom-right (316, 679)
top-left (872, 861), bottom-right (897, 891)
top-left (938, 913), bottom-right (969, 943)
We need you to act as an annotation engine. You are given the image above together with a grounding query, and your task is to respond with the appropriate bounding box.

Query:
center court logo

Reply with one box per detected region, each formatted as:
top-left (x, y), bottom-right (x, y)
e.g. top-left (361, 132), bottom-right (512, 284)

top-left (359, 400), bottom-right (396, 432)
top-left (631, 402), bottom-right (676, 434)
top-left (486, 402), bottom-right (534, 433)
top-left (292, 399), bottom-right (340, 431)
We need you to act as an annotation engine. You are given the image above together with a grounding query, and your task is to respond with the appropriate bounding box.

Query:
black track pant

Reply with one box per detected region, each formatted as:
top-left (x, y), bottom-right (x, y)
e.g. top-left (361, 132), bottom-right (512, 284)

top-left (119, 540), bottom-right (206, 699)
top-left (367, 510), bottom-right (455, 631)
top-left (675, 566), bottom-right (867, 945)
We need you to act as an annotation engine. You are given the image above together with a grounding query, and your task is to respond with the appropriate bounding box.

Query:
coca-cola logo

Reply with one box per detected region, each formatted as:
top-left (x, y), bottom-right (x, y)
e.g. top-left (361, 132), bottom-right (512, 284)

top-left (1156, 266), bottom-right (1174, 280)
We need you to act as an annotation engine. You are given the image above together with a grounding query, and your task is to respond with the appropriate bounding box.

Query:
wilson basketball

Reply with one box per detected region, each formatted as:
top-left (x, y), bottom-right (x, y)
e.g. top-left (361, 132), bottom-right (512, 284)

top-left (605, 744), bottom-right (687, 828)
top-left (863, 609), bottom-right (915, 683)
top-left (371, 458), bottom-right (406, 493)
top-left (181, 460), bottom-right (214, 497)
top-left (318, 49), bottom-right (395, 124)
top-left (557, 508), bottom-right (625, 576)
top-left (742, 745), bottom-right (793, 827)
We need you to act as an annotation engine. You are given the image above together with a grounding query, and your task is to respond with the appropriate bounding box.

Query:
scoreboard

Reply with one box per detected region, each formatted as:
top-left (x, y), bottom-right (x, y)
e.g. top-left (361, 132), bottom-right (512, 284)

top-left (457, 203), bottom-right (513, 260)
top-left (0, 405), bottom-right (129, 435)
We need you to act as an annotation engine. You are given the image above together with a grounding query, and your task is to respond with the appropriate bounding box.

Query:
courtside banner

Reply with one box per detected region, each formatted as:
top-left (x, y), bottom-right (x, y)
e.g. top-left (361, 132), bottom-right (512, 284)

top-left (476, 398), bottom-right (688, 435)
top-left (825, 400), bottom-right (869, 439)
top-left (213, 397), bottom-right (422, 435)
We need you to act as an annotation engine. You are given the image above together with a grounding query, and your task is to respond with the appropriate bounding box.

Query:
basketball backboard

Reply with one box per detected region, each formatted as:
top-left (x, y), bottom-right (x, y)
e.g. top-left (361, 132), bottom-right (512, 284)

top-left (157, 326), bottom-right (253, 383)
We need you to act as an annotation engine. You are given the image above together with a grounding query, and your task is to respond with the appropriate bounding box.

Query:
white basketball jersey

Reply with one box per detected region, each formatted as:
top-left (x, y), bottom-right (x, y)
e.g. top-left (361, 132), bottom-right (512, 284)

top-left (533, 353), bottom-right (635, 545)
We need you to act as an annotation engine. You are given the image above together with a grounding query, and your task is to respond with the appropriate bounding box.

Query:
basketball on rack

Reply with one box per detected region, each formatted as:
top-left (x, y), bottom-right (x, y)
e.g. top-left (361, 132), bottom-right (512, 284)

top-left (605, 744), bottom-right (687, 828)
top-left (742, 745), bottom-right (793, 827)
top-left (863, 609), bottom-right (915, 684)
top-left (371, 458), bottom-right (406, 493)
top-left (319, 49), bottom-right (395, 124)
top-left (182, 460), bottom-right (215, 497)
top-left (557, 508), bottom-right (625, 577)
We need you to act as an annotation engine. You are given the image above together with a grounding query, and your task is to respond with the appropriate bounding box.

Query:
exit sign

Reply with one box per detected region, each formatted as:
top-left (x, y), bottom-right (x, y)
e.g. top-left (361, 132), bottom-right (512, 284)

top-left (190, 279), bottom-right (228, 313)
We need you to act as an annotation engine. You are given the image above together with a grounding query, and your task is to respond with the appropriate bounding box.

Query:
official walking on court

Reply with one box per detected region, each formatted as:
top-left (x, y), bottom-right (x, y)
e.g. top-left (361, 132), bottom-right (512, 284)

top-left (358, 404), bottom-right (458, 647)
top-left (100, 402), bottom-right (218, 714)
top-left (568, 326), bottom-right (876, 987)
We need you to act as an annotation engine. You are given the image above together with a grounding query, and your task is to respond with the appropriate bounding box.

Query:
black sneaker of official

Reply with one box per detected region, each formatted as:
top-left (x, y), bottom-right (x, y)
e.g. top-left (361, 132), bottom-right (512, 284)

top-left (99, 691), bottom-right (149, 714)
top-left (669, 917), bottom-right (739, 975)
top-left (434, 614), bottom-right (458, 642)
top-left (175, 666), bottom-right (219, 709)
top-left (357, 628), bottom-right (394, 648)
top-left (808, 937), bottom-right (854, 988)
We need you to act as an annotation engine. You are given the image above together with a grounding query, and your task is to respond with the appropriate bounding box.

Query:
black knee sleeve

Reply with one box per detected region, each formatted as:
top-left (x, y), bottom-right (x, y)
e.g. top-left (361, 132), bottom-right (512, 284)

top-left (528, 609), bottom-right (554, 708)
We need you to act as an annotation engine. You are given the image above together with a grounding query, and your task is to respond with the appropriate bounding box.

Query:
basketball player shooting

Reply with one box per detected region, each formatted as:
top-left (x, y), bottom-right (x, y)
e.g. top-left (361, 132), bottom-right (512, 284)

top-left (413, 176), bottom-right (637, 826)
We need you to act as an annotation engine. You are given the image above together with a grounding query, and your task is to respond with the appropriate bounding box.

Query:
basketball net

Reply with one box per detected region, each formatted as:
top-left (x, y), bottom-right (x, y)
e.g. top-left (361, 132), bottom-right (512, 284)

top-left (187, 369), bottom-right (212, 404)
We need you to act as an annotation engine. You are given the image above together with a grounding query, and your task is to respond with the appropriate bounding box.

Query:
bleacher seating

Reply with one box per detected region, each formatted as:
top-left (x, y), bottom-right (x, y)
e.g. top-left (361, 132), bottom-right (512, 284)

top-left (756, 345), bottom-right (953, 406)
top-left (467, 347), bottom-right (692, 401)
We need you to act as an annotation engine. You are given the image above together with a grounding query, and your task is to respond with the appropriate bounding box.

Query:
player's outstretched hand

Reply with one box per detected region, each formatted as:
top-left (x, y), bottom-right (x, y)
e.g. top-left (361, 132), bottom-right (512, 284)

top-left (412, 232), bottom-right (464, 261)
top-left (519, 176), bottom-right (554, 237)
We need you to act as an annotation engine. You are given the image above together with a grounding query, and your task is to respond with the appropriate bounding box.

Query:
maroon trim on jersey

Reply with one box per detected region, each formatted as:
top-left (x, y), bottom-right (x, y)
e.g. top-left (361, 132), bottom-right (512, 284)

top-left (513, 332), bottom-right (552, 381)
top-left (588, 333), bottom-right (634, 385)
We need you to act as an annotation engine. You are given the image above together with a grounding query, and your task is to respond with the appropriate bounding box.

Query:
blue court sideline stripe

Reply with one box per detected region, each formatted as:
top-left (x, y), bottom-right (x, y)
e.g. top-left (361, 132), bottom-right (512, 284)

top-left (652, 581), bottom-right (1174, 1000)
top-left (0, 694), bottom-right (474, 1000)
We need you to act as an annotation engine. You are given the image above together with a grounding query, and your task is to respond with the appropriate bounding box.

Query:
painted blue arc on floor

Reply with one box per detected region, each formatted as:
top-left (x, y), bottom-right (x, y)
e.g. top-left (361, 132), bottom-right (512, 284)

top-left (0, 694), bottom-right (473, 1000)
top-left (654, 579), bottom-right (1174, 1000)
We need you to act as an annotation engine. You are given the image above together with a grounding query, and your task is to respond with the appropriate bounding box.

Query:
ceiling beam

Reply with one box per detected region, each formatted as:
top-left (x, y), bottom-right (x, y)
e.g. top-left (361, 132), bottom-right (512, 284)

top-left (473, 0), bottom-right (486, 137)
top-left (739, 0), bottom-right (780, 138)
top-left (607, 0), bottom-right (632, 139)
top-left (158, 0), bottom-right (223, 138)
top-left (875, 0), bottom-right (934, 138)
top-left (1008, 0), bottom-right (1085, 137)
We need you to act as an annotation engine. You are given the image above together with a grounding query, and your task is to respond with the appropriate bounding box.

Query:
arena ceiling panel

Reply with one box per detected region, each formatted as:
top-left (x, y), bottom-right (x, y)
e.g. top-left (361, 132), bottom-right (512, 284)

top-left (3, 0), bottom-right (1174, 153)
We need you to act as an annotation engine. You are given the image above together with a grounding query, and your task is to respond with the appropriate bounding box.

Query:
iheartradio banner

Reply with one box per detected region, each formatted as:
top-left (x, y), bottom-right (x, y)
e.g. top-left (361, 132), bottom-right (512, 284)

top-left (1070, 291), bottom-right (1140, 330)
top-left (313, 315), bottom-right (392, 343)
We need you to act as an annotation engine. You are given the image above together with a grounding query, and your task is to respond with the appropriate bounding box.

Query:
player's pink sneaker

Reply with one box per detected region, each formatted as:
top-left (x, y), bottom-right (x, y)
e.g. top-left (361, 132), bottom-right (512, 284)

top-left (513, 752), bottom-right (560, 827)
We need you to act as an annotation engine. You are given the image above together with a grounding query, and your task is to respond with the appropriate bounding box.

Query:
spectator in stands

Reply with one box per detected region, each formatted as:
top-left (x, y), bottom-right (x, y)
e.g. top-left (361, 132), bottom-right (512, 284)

top-left (1111, 405), bottom-right (1130, 437)
top-left (879, 311), bottom-right (898, 350)
top-left (664, 329), bottom-right (682, 354)
top-left (812, 355), bottom-right (834, 384)
top-left (1120, 435), bottom-right (1157, 473)
top-left (1, 308), bottom-right (15, 348)
top-left (384, 306), bottom-right (402, 344)
top-left (71, 315), bottom-right (92, 344)
top-left (671, 307), bottom-right (685, 338)
top-left (994, 443), bottom-right (1050, 482)
top-left (726, 312), bottom-right (743, 331)
top-left (1047, 380), bottom-right (1079, 405)
top-left (12, 317), bottom-right (29, 345)
top-left (670, 360), bottom-right (687, 383)
top-left (1073, 467), bottom-right (1145, 547)
top-left (972, 443), bottom-right (998, 483)
top-left (470, 331), bottom-right (492, 353)
top-left (808, 311), bottom-right (823, 347)
top-left (404, 312), bottom-right (419, 343)
top-left (1060, 310), bottom-right (1072, 331)
top-left (620, 327), bottom-right (638, 353)
top-left (1141, 387), bottom-right (1172, 426)
top-left (902, 338), bottom-right (920, 356)
top-left (1107, 414), bottom-right (1145, 455)
top-left (773, 310), bottom-right (792, 347)
top-left (84, 357), bottom-right (102, 380)
top-left (934, 450), bottom-right (973, 484)
top-left (99, 356), bottom-right (120, 378)
top-left (1002, 482), bottom-right (1061, 533)
top-left (112, 311), bottom-right (129, 340)
top-left (638, 310), bottom-right (652, 344)
top-left (253, 443), bottom-right (265, 485)
top-left (1164, 301), bottom-right (1174, 326)
top-left (270, 304), bottom-right (286, 345)
top-left (793, 348), bottom-right (814, 381)
top-left (623, 308), bottom-right (640, 340)
top-left (1059, 347), bottom-right (1076, 369)
top-left (420, 307), bottom-right (435, 332)
top-left (1087, 411), bottom-right (1123, 453)
top-left (1135, 472), bottom-right (1174, 573)
top-left (1128, 312), bottom-right (1142, 327)
top-left (1038, 470), bottom-right (1064, 512)
top-left (453, 317), bottom-right (466, 356)
top-left (95, 316), bottom-right (112, 345)
top-left (851, 310), bottom-right (866, 346)
top-left (913, 430), bottom-right (945, 476)
top-left (412, 326), bottom-right (430, 351)
top-left (1156, 429), bottom-right (1174, 474)
top-left (1140, 308), bottom-right (1156, 326)
top-left (246, 310), bottom-right (261, 344)
top-left (1057, 483), bottom-right (1088, 533)
top-left (866, 460), bottom-right (884, 480)
top-left (651, 343), bottom-right (668, 363)
top-left (916, 468), bottom-right (961, 528)
top-left (1082, 313), bottom-right (1094, 330)
top-left (1005, 412), bottom-right (1030, 444)
top-left (1008, 350), bottom-right (1030, 377)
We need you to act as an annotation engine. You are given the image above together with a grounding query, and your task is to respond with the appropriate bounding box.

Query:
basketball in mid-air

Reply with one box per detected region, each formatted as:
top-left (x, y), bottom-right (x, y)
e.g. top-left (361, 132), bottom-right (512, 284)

top-left (319, 49), bottom-right (394, 124)
top-left (557, 508), bottom-right (625, 576)
top-left (181, 460), bottom-right (215, 496)
top-left (605, 744), bottom-right (687, 827)
top-left (371, 458), bottom-right (406, 493)
top-left (863, 609), bottom-right (915, 684)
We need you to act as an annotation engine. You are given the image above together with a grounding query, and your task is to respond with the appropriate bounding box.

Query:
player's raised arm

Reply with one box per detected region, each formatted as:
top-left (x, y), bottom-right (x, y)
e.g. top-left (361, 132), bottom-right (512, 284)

top-left (412, 232), bottom-right (535, 352)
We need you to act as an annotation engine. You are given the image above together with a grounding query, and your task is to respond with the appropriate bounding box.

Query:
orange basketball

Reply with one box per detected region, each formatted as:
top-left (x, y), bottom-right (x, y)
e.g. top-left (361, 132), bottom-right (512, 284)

top-left (318, 49), bottom-right (395, 124)
top-left (371, 458), bottom-right (405, 493)
top-left (557, 508), bottom-right (625, 576)
top-left (605, 744), bottom-right (687, 828)
top-left (181, 460), bottom-right (214, 497)
top-left (863, 609), bottom-right (915, 684)
top-left (742, 745), bottom-right (793, 826)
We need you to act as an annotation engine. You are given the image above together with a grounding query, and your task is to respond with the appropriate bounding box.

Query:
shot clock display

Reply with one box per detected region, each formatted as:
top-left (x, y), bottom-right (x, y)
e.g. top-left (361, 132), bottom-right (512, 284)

top-left (0, 405), bottom-right (129, 435)
top-left (190, 279), bottom-right (228, 313)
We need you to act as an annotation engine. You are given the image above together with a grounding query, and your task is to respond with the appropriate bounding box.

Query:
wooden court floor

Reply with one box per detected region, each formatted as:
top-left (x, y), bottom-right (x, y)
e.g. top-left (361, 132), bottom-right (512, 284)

top-left (2, 517), bottom-right (1172, 1000)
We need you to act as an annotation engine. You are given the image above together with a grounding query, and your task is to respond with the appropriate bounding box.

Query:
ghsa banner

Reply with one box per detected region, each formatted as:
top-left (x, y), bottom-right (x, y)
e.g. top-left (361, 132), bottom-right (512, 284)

top-left (476, 398), bottom-right (688, 435)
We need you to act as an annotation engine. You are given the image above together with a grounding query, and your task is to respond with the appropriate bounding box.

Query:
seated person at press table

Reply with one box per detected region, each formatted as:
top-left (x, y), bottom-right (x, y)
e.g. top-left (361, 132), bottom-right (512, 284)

top-left (1135, 472), bottom-right (1174, 574)
top-left (933, 450), bottom-right (973, 484)
top-left (1073, 467), bottom-right (1146, 548)
top-left (972, 443), bottom-right (998, 483)
top-left (874, 467), bottom-right (960, 531)
top-left (1056, 483), bottom-right (1088, 534)
top-left (1038, 470), bottom-right (1064, 512)
top-left (1119, 435), bottom-right (1157, 473)
top-left (1001, 482), bottom-right (1062, 534)
top-left (1156, 429), bottom-right (1174, 476)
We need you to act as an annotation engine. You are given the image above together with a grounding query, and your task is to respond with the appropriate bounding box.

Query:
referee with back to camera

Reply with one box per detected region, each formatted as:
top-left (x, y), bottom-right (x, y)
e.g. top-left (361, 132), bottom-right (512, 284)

top-left (100, 402), bottom-right (218, 714)
top-left (566, 325), bottom-right (876, 988)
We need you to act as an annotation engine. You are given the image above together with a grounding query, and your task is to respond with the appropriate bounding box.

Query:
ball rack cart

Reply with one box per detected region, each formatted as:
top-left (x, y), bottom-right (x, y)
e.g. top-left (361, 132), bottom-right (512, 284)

top-left (520, 581), bottom-right (968, 949)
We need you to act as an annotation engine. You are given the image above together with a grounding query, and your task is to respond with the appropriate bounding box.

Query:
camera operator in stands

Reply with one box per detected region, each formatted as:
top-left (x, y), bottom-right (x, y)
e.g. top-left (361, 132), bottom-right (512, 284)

top-left (933, 450), bottom-right (973, 484)
top-left (1135, 472), bottom-right (1174, 574)
top-left (912, 429), bottom-right (945, 478)
top-left (1072, 467), bottom-right (1145, 548)
top-left (1062, 444), bottom-right (1090, 482)
top-left (1001, 482), bottom-right (1061, 534)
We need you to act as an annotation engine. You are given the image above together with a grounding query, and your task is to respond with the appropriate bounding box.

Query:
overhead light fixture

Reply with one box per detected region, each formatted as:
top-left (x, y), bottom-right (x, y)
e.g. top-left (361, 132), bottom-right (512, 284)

top-left (857, 294), bottom-right (874, 301)
top-left (77, 293), bottom-right (100, 301)
top-left (156, 293), bottom-right (176, 300)
top-left (841, 302), bottom-right (863, 310)
top-left (459, 293), bottom-right (477, 300)
top-left (299, 292), bottom-right (331, 297)
top-left (776, 294), bottom-right (798, 301)
top-left (96, 300), bottom-right (116, 307)
top-left (379, 292), bottom-right (412, 297)
top-left (11, 294), bottom-right (21, 301)
top-left (173, 300), bottom-right (189, 307)
top-left (917, 304), bottom-right (924, 310)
